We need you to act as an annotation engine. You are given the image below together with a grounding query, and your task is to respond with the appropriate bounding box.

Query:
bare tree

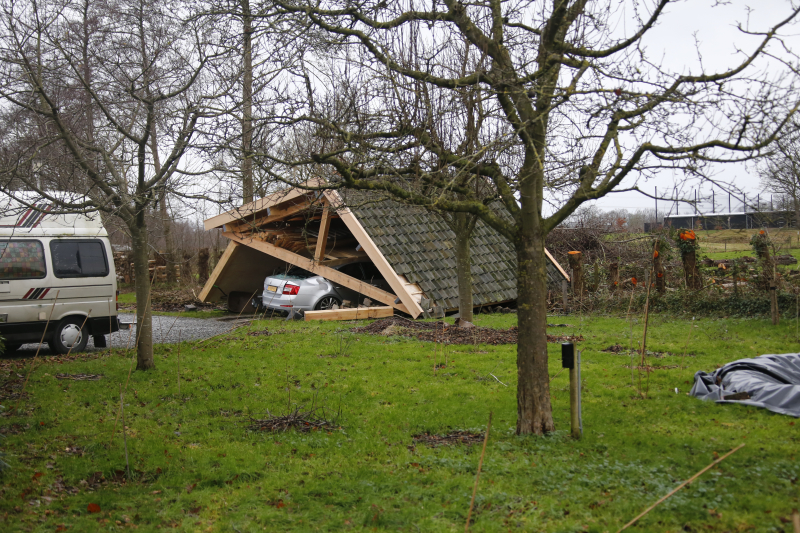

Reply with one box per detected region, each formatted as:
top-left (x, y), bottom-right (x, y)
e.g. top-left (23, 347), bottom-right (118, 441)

top-left (256, 0), bottom-right (800, 434)
top-left (0, 0), bottom-right (221, 369)
top-left (760, 122), bottom-right (800, 228)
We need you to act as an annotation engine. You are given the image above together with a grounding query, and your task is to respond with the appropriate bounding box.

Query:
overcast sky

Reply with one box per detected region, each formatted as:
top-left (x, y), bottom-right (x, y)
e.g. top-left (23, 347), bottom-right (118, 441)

top-left (591, 0), bottom-right (800, 216)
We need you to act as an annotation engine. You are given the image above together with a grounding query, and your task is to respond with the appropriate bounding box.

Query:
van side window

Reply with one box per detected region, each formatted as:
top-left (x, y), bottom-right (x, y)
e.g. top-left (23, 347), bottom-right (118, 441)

top-left (50, 240), bottom-right (109, 278)
top-left (0, 240), bottom-right (46, 279)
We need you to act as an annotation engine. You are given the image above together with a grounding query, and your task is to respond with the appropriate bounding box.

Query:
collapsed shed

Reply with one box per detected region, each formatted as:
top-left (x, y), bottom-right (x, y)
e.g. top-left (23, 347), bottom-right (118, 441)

top-left (199, 185), bottom-right (569, 318)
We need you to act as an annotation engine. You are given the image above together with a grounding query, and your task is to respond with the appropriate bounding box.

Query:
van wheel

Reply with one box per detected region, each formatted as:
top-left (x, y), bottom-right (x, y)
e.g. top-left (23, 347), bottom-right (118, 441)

top-left (48, 318), bottom-right (88, 354)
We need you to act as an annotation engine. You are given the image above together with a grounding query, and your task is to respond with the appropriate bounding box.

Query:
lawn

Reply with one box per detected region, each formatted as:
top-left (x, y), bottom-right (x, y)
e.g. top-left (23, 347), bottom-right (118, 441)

top-left (1, 312), bottom-right (798, 532)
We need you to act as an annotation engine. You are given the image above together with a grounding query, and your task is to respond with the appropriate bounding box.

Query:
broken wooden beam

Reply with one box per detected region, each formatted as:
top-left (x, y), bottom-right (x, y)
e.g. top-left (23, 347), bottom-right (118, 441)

top-left (304, 306), bottom-right (394, 322)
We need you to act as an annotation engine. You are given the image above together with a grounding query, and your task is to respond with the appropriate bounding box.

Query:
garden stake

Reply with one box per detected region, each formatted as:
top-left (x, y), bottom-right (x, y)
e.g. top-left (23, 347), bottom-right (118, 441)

top-left (617, 443), bottom-right (745, 533)
top-left (638, 268), bottom-right (654, 398)
top-left (119, 385), bottom-right (131, 480)
top-left (107, 298), bottom-right (113, 356)
top-left (64, 309), bottom-right (92, 358)
top-left (16, 290), bottom-right (60, 413)
top-left (465, 411), bottom-right (492, 533)
top-left (792, 509), bottom-right (799, 533)
top-left (177, 330), bottom-right (182, 398)
top-left (624, 289), bottom-right (636, 386)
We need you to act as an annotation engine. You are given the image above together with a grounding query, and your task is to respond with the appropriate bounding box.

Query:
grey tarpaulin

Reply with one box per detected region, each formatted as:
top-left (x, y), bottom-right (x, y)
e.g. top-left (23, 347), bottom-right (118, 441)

top-left (690, 353), bottom-right (800, 417)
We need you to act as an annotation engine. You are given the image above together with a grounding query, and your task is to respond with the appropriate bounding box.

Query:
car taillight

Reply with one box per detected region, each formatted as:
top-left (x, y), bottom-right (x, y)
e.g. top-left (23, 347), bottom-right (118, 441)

top-left (283, 283), bottom-right (300, 295)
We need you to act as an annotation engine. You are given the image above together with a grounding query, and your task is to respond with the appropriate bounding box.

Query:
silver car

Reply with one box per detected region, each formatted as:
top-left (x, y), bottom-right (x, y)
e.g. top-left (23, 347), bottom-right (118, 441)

top-left (257, 261), bottom-right (390, 314)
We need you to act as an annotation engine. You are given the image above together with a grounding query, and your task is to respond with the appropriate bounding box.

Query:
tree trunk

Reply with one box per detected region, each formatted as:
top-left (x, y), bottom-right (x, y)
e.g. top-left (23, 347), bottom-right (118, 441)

top-left (198, 248), bottom-right (210, 284)
top-left (515, 228), bottom-right (555, 435)
top-left (241, 0), bottom-right (254, 205)
top-left (453, 212), bottom-right (474, 322)
top-left (682, 250), bottom-right (702, 290)
top-left (609, 262), bottom-right (619, 292)
top-left (131, 228), bottom-right (154, 370)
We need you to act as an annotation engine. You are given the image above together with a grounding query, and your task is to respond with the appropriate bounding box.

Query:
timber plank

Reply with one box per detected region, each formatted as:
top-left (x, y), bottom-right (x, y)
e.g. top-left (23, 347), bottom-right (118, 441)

top-left (304, 306), bottom-right (394, 322)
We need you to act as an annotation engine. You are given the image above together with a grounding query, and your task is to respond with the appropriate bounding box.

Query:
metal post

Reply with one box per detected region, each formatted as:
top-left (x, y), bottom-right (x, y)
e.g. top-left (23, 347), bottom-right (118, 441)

top-left (569, 353), bottom-right (581, 439)
top-left (562, 343), bottom-right (581, 439)
top-left (562, 279), bottom-right (568, 315)
top-left (712, 189), bottom-right (715, 214)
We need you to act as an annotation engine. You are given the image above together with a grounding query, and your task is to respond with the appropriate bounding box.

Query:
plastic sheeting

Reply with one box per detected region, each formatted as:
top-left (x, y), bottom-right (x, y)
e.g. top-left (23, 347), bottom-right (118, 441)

top-left (690, 353), bottom-right (800, 418)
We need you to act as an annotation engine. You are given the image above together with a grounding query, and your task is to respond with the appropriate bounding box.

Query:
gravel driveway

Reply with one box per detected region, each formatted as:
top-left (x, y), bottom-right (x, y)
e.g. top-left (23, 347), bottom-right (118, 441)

top-left (15, 313), bottom-right (250, 354)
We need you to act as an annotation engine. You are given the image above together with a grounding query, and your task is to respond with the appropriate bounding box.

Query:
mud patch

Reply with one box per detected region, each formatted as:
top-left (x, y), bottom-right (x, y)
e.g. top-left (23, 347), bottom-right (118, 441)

top-left (412, 430), bottom-right (485, 447)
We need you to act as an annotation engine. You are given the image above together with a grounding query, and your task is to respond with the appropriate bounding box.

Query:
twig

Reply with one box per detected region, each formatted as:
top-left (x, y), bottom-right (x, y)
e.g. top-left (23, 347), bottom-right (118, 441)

top-left (488, 373), bottom-right (507, 387)
top-left (15, 290), bottom-right (60, 413)
top-left (465, 411), bottom-right (492, 533)
top-left (120, 385), bottom-right (131, 480)
top-left (162, 312), bottom-right (183, 344)
top-left (64, 310), bottom-right (92, 358)
top-left (617, 443), bottom-right (745, 533)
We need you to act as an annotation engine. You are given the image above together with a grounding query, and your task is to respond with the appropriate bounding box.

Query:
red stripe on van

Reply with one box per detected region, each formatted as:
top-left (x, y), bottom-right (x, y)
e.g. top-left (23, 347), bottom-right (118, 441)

top-left (38, 288), bottom-right (50, 299)
top-left (17, 208), bottom-right (33, 227)
top-left (31, 205), bottom-right (52, 228)
top-left (23, 288), bottom-right (34, 299)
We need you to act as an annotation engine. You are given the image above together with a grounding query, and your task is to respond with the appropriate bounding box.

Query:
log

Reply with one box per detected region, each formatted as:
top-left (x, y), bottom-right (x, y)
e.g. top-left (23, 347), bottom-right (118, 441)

top-left (567, 251), bottom-right (583, 296)
top-left (304, 306), bottom-right (394, 322)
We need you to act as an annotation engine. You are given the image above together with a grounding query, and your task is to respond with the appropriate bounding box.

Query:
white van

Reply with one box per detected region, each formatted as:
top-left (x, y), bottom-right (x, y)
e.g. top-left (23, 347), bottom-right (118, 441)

top-left (0, 197), bottom-right (121, 354)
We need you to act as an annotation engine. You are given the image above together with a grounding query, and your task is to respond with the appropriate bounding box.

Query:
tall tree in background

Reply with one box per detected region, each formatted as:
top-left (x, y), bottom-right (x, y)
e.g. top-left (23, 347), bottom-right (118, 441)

top-left (262, 0), bottom-right (800, 434)
top-left (0, 0), bottom-right (220, 369)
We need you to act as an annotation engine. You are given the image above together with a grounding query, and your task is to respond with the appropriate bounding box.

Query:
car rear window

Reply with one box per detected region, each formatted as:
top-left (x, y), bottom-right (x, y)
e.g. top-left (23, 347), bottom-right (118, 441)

top-left (50, 240), bottom-right (109, 278)
top-left (0, 240), bottom-right (46, 279)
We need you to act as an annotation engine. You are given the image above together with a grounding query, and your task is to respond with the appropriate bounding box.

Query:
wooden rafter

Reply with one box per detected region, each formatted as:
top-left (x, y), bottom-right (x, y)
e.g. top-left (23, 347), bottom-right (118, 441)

top-left (228, 198), bottom-right (314, 233)
top-left (204, 178), bottom-right (324, 230)
top-left (324, 190), bottom-right (425, 318)
top-left (198, 240), bottom-right (239, 301)
top-left (314, 202), bottom-right (332, 261)
top-left (222, 231), bottom-right (410, 314)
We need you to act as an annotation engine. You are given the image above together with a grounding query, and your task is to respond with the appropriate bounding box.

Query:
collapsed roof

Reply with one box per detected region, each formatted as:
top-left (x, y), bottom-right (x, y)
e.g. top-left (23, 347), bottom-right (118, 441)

top-left (200, 185), bottom-right (569, 319)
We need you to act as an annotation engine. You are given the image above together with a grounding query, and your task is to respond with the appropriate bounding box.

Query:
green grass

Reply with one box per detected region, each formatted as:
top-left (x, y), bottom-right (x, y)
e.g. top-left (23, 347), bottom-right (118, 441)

top-left (1, 313), bottom-right (799, 532)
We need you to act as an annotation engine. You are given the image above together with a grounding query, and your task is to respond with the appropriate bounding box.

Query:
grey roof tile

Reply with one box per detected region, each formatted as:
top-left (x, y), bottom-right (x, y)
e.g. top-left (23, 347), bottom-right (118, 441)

top-left (345, 191), bottom-right (567, 308)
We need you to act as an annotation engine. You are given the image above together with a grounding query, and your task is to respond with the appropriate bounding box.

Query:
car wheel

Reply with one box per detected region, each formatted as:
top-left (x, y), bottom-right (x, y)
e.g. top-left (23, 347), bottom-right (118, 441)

top-left (48, 317), bottom-right (89, 354)
top-left (315, 295), bottom-right (341, 310)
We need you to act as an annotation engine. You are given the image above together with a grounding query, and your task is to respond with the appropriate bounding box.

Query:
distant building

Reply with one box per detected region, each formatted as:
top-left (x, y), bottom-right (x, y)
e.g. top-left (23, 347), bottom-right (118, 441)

top-left (664, 210), bottom-right (796, 230)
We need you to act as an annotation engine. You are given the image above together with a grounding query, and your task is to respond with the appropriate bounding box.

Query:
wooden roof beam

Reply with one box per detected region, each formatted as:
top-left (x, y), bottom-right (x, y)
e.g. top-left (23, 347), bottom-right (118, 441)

top-left (222, 231), bottom-right (410, 314)
top-left (204, 178), bottom-right (324, 230)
